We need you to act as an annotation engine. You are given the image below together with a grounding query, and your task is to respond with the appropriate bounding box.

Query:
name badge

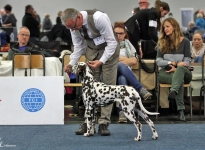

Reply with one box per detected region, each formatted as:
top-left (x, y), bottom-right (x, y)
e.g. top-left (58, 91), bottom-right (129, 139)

top-left (149, 20), bottom-right (157, 27)
top-left (93, 35), bottom-right (105, 45)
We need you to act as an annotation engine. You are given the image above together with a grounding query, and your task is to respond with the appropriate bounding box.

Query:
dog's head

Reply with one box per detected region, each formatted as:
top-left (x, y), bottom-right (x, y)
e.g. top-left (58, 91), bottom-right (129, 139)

top-left (72, 62), bottom-right (87, 75)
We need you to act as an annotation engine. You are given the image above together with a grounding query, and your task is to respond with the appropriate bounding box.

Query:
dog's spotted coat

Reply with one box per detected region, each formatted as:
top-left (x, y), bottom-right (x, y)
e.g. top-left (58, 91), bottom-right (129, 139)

top-left (73, 62), bottom-right (159, 141)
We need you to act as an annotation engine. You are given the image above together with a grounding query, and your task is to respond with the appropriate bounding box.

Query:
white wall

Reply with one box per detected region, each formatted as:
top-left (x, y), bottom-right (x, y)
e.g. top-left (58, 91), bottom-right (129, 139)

top-left (1, 0), bottom-right (205, 30)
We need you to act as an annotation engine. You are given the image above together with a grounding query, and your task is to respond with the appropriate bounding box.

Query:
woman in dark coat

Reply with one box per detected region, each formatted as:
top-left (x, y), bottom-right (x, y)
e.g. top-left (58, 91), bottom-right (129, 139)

top-left (125, 0), bottom-right (170, 59)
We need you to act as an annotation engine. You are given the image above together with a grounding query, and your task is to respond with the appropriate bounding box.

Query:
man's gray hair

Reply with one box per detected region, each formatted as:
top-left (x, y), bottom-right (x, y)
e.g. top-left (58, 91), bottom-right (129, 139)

top-left (61, 8), bottom-right (79, 23)
top-left (18, 26), bottom-right (30, 35)
top-left (138, 0), bottom-right (149, 3)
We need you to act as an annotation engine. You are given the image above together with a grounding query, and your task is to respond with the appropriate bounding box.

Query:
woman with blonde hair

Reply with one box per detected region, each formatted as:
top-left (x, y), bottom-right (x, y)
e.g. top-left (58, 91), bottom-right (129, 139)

top-left (156, 17), bottom-right (192, 122)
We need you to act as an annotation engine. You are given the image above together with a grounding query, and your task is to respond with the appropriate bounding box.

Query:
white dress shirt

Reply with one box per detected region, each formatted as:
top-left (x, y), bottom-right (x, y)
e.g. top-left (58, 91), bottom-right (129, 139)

top-left (69, 11), bottom-right (117, 66)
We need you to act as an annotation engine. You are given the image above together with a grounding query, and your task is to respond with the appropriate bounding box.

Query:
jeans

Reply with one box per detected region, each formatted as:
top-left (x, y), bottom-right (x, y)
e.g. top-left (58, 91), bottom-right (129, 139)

top-left (194, 56), bottom-right (203, 63)
top-left (158, 66), bottom-right (192, 110)
top-left (117, 62), bottom-right (143, 92)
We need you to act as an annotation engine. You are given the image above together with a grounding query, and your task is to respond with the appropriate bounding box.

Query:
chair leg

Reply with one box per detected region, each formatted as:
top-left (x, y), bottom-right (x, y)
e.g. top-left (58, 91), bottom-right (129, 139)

top-left (199, 86), bottom-right (203, 116)
top-left (156, 84), bottom-right (160, 120)
top-left (204, 87), bottom-right (205, 118)
top-left (189, 87), bottom-right (193, 118)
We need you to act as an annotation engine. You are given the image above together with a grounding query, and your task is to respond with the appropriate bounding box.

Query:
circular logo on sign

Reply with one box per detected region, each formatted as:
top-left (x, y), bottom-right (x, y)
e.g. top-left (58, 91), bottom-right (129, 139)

top-left (21, 88), bottom-right (46, 112)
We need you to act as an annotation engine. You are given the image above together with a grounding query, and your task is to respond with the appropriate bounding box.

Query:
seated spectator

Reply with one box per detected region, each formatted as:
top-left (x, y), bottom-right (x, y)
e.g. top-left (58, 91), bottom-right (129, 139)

top-left (156, 17), bottom-right (192, 122)
top-left (7, 26), bottom-right (31, 60)
top-left (203, 33), bottom-right (205, 43)
top-left (7, 26), bottom-right (58, 60)
top-left (191, 32), bottom-right (205, 62)
top-left (195, 13), bottom-right (205, 30)
top-left (187, 21), bottom-right (200, 36)
top-left (114, 21), bottom-right (152, 123)
top-left (42, 13), bottom-right (53, 33)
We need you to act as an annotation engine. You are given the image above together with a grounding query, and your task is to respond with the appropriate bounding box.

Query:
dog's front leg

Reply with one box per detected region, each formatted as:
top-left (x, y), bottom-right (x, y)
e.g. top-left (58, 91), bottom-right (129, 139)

top-left (84, 117), bottom-right (92, 137)
top-left (90, 107), bottom-right (97, 135)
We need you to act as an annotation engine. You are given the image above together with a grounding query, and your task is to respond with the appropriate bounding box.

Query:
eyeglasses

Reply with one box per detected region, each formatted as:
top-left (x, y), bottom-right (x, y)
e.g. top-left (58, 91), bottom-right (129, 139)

top-left (115, 32), bottom-right (125, 35)
top-left (19, 34), bottom-right (29, 37)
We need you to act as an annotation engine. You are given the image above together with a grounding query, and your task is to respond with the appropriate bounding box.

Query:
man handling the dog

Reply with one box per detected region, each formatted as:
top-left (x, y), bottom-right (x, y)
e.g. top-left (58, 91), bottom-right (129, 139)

top-left (62, 8), bottom-right (120, 136)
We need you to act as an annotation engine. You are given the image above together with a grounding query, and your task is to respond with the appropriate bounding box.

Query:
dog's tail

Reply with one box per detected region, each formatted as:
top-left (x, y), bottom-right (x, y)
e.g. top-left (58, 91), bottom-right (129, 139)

top-left (137, 97), bottom-right (159, 115)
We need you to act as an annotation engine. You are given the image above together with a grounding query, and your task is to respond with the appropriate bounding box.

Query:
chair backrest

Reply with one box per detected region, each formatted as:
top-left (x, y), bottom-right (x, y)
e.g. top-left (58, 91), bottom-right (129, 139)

top-left (62, 54), bottom-right (86, 76)
top-left (12, 54), bottom-right (31, 76)
top-left (12, 54), bottom-right (45, 76)
top-left (31, 54), bottom-right (45, 76)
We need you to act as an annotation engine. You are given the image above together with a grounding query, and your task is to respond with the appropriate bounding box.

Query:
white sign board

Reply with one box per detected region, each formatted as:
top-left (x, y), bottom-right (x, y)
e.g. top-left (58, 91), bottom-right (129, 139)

top-left (0, 76), bottom-right (64, 125)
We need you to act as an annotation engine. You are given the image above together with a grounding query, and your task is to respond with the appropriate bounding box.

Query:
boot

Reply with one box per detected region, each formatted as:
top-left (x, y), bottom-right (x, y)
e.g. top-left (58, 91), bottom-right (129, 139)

top-left (168, 90), bottom-right (177, 102)
top-left (178, 110), bottom-right (186, 122)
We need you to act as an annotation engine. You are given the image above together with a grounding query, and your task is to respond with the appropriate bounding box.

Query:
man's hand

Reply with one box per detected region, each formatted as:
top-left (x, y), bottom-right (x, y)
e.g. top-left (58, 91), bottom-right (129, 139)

top-left (87, 60), bottom-right (102, 68)
top-left (64, 64), bottom-right (72, 73)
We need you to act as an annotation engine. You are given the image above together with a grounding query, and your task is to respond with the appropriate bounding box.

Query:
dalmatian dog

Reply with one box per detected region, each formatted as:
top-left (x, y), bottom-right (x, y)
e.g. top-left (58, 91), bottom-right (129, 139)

top-left (72, 62), bottom-right (159, 141)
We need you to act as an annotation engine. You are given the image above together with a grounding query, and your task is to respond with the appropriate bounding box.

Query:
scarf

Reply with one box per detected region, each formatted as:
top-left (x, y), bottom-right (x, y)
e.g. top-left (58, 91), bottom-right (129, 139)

top-left (120, 39), bottom-right (136, 58)
top-left (191, 43), bottom-right (205, 58)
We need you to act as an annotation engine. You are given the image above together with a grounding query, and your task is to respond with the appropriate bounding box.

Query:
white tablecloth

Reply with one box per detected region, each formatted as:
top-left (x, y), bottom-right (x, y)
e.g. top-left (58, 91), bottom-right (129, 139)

top-left (0, 57), bottom-right (69, 82)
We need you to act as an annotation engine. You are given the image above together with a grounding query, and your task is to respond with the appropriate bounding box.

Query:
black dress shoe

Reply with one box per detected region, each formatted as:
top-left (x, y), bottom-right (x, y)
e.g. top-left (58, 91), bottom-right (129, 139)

top-left (178, 110), bottom-right (186, 122)
top-left (98, 124), bottom-right (110, 136)
top-left (168, 90), bottom-right (177, 102)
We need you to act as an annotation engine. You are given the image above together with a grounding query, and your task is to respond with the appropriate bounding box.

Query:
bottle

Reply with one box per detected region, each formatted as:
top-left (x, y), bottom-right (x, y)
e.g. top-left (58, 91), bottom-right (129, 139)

top-left (10, 32), bottom-right (14, 42)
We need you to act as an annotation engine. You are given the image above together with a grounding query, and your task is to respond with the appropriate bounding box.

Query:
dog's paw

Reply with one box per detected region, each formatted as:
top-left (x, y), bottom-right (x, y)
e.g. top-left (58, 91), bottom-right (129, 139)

top-left (152, 134), bottom-right (158, 140)
top-left (83, 133), bottom-right (90, 137)
top-left (134, 137), bottom-right (141, 141)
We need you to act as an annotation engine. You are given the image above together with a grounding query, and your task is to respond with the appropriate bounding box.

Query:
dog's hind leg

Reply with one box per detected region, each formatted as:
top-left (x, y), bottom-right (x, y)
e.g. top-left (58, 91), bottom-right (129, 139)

top-left (135, 108), bottom-right (158, 140)
top-left (122, 107), bottom-right (142, 141)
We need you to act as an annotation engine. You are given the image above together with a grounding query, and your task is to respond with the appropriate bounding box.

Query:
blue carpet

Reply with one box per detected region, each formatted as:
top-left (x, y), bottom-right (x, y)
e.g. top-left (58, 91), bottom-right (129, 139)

top-left (0, 124), bottom-right (205, 150)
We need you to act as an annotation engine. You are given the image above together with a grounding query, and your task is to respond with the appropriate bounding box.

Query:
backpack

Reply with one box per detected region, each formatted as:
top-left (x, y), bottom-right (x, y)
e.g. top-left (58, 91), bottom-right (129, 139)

top-left (0, 29), bottom-right (7, 46)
